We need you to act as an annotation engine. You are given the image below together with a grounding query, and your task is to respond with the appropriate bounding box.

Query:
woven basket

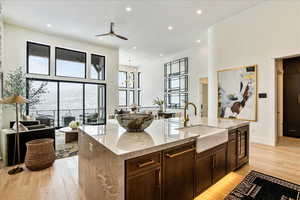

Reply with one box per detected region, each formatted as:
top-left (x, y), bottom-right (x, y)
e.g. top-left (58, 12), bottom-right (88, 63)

top-left (25, 138), bottom-right (55, 171)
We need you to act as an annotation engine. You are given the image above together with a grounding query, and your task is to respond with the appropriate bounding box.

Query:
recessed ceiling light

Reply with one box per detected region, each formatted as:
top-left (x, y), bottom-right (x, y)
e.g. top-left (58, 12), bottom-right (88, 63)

top-left (97, 37), bottom-right (103, 40)
top-left (126, 6), bottom-right (132, 12)
top-left (46, 24), bottom-right (52, 28)
top-left (196, 40), bottom-right (201, 43)
top-left (132, 46), bottom-right (137, 50)
top-left (168, 26), bottom-right (173, 31)
top-left (160, 54), bottom-right (163, 57)
top-left (196, 9), bottom-right (202, 15)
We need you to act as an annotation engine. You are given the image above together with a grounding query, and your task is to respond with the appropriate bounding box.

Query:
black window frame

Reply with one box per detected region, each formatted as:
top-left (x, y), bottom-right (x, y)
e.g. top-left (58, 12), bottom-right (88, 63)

top-left (138, 72), bottom-right (141, 89)
top-left (55, 47), bottom-right (87, 79)
top-left (164, 57), bottom-right (188, 109)
top-left (26, 41), bottom-right (51, 76)
top-left (91, 53), bottom-right (105, 80)
top-left (26, 78), bottom-right (106, 128)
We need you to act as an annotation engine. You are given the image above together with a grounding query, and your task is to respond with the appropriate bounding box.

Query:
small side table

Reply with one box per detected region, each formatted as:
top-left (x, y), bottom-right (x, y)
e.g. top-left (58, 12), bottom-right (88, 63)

top-left (59, 127), bottom-right (78, 143)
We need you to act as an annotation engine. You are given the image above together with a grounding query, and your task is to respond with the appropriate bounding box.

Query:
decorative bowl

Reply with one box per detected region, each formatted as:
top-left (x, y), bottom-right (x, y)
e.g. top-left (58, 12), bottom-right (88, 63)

top-left (116, 113), bottom-right (154, 132)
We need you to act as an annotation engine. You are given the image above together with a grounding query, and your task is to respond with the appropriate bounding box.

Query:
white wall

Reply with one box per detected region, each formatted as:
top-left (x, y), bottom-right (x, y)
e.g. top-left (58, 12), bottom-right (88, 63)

top-left (140, 40), bottom-right (208, 111)
top-left (208, 1), bottom-right (300, 146)
top-left (2, 23), bottom-right (119, 128)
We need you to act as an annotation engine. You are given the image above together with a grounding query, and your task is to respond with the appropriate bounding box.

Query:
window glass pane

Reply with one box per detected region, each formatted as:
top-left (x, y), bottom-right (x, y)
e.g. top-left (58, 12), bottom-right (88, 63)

top-left (180, 75), bottom-right (188, 91)
top-left (129, 90), bottom-right (135, 106)
top-left (85, 84), bottom-right (105, 124)
top-left (27, 42), bottom-right (50, 75)
top-left (27, 80), bottom-right (57, 127)
top-left (128, 72), bottom-right (134, 88)
top-left (56, 48), bottom-right (86, 78)
top-left (169, 77), bottom-right (179, 91)
top-left (180, 93), bottom-right (188, 107)
top-left (119, 90), bottom-right (127, 106)
top-left (91, 54), bottom-right (105, 80)
top-left (172, 61), bottom-right (180, 75)
top-left (180, 58), bottom-right (187, 74)
top-left (119, 71), bottom-right (127, 87)
top-left (59, 82), bottom-right (83, 127)
top-left (168, 94), bottom-right (180, 108)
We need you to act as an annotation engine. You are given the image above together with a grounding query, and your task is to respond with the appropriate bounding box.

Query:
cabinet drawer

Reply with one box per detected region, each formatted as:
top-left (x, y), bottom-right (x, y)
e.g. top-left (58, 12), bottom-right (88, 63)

top-left (126, 152), bottom-right (161, 176)
top-left (228, 130), bottom-right (236, 141)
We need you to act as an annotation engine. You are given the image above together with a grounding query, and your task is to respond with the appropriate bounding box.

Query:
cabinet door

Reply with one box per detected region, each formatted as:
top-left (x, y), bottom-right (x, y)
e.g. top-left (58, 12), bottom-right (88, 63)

top-left (195, 154), bottom-right (213, 196)
top-left (126, 167), bottom-right (161, 200)
top-left (212, 145), bottom-right (227, 183)
top-left (227, 136), bottom-right (237, 172)
top-left (237, 126), bottom-right (249, 168)
top-left (163, 143), bottom-right (195, 200)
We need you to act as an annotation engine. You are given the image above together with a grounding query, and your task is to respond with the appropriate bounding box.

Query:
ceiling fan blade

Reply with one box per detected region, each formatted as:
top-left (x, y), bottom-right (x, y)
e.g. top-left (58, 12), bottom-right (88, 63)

top-left (95, 33), bottom-right (110, 37)
top-left (114, 34), bottom-right (128, 40)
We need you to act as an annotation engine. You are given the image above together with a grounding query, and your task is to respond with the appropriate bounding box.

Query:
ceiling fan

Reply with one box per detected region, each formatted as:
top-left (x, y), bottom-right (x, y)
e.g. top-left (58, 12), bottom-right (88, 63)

top-left (96, 22), bottom-right (128, 40)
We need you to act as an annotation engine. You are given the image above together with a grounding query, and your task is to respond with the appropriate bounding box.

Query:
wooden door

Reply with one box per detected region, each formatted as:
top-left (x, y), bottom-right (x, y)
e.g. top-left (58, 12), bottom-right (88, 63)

top-left (195, 153), bottom-right (212, 196)
top-left (227, 130), bottom-right (237, 172)
top-left (283, 57), bottom-right (300, 138)
top-left (126, 167), bottom-right (161, 200)
top-left (212, 145), bottom-right (227, 183)
top-left (163, 142), bottom-right (195, 200)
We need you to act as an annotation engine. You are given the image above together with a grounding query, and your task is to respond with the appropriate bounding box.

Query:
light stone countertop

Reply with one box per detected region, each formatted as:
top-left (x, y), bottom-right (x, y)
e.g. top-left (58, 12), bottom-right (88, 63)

top-left (79, 117), bottom-right (249, 159)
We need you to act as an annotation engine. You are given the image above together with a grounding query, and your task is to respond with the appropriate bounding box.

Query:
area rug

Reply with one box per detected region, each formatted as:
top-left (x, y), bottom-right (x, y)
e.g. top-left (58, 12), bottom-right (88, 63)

top-left (55, 131), bottom-right (78, 160)
top-left (225, 171), bottom-right (300, 200)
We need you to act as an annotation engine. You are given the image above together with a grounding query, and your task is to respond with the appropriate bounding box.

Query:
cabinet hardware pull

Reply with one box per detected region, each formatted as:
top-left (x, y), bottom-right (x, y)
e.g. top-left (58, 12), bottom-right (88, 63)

top-left (166, 147), bottom-right (195, 158)
top-left (138, 160), bottom-right (155, 168)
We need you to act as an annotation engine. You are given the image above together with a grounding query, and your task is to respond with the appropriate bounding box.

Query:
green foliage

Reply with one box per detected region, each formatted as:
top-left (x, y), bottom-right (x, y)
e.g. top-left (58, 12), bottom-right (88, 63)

top-left (153, 97), bottom-right (164, 106)
top-left (4, 67), bottom-right (27, 97)
top-left (3, 67), bottom-right (48, 114)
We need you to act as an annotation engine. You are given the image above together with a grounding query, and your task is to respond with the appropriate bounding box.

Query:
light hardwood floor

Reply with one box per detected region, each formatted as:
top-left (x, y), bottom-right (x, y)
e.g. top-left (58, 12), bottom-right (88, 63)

top-left (0, 137), bottom-right (299, 200)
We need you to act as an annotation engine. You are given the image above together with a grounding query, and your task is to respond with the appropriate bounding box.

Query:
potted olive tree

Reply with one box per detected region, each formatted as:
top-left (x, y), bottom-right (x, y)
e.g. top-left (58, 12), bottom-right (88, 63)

top-left (4, 67), bottom-right (48, 119)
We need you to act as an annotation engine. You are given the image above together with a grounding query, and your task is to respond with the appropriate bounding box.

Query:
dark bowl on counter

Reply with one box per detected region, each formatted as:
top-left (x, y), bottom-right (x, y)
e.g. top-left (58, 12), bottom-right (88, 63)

top-left (116, 113), bottom-right (154, 132)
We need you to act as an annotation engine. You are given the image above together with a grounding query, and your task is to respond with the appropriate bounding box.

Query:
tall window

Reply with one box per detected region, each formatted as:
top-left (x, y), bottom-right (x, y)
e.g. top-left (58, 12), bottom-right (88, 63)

top-left (27, 42), bottom-right (50, 75)
top-left (55, 47), bottom-right (86, 78)
top-left (27, 79), bottom-right (106, 127)
top-left (91, 54), bottom-right (105, 80)
top-left (118, 71), bottom-right (140, 107)
top-left (164, 57), bottom-right (188, 109)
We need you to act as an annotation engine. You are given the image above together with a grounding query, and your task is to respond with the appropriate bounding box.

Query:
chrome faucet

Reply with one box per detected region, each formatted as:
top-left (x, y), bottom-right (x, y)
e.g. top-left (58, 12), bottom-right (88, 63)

top-left (183, 102), bottom-right (197, 127)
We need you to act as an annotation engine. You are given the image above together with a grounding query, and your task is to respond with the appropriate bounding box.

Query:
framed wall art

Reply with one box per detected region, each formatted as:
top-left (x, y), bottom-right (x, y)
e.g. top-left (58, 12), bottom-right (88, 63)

top-left (217, 65), bottom-right (257, 121)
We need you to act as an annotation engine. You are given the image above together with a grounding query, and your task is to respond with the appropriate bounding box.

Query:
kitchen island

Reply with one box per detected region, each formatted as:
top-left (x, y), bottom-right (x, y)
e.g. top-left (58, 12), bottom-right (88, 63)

top-left (78, 118), bottom-right (249, 200)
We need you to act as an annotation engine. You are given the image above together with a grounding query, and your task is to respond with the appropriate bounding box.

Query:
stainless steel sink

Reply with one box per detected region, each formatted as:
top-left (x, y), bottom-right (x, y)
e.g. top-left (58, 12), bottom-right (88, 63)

top-left (178, 125), bottom-right (228, 153)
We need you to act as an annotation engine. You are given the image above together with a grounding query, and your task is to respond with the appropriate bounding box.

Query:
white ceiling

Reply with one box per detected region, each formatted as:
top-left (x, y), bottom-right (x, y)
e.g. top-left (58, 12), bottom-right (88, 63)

top-left (2, 0), bottom-right (266, 65)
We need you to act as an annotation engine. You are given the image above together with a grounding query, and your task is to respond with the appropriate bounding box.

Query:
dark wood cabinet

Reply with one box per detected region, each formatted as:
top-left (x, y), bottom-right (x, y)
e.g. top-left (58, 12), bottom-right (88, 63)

top-left (227, 130), bottom-right (238, 172)
top-left (213, 146), bottom-right (227, 183)
top-left (162, 142), bottom-right (196, 200)
top-left (125, 126), bottom-right (250, 200)
top-left (125, 152), bottom-right (162, 200)
top-left (195, 143), bottom-right (227, 196)
top-left (126, 168), bottom-right (161, 200)
top-left (195, 153), bottom-right (212, 195)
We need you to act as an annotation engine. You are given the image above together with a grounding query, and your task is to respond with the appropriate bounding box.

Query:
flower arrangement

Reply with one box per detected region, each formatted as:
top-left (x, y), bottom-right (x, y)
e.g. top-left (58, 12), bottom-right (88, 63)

top-left (153, 97), bottom-right (164, 112)
top-left (69, 121), bottom-right (80, 129)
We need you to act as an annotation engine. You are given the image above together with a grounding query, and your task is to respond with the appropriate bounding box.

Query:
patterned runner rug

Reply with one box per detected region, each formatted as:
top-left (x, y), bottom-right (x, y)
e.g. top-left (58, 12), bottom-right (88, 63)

top-left (225, 171), bottom-right (300, 200)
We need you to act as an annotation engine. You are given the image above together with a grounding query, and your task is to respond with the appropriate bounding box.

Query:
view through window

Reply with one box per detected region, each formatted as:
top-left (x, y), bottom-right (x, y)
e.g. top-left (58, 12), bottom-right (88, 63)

top-left (27, 79), bottom-right (106, 127)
